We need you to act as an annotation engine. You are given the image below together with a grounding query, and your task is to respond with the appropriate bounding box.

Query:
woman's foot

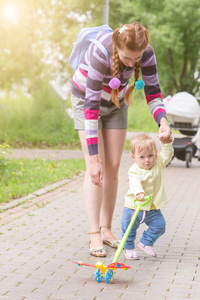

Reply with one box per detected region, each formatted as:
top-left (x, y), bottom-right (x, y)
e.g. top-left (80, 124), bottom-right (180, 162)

top-left (124, 249), bottom-right (139, 260)
top-left (100, 226), bottom-right (120, 249)
top-left (89, 231), bottom-right (106, 257)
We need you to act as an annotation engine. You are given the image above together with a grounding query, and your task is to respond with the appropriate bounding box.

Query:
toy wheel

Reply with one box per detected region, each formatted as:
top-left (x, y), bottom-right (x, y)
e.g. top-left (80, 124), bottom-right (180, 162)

top-left (105, 269), bottom-right (114, 283)
top-left (95, 269), bottom-right (103, 283)
top-left (186, 152), bottom-right (191, 168)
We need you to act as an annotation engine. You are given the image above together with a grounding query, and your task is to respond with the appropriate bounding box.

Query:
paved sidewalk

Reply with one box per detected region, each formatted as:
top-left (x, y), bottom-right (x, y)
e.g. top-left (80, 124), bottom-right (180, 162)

top-left (1, 133), bottom-right (200, 299)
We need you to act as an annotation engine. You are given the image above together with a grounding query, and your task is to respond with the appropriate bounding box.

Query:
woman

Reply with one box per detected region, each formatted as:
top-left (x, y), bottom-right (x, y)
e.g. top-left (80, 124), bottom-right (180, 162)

top-left (71, 22), bottom-right (172, 257)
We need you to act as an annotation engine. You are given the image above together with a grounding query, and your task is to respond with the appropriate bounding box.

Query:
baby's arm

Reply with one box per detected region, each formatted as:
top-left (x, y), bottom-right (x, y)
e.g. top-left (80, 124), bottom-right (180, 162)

top-left (129, 170), bottom-right (144, 196)
top-left (158, 141), bottom-right (174, 167)
top-left (128, 166), bottom-right (147, 202)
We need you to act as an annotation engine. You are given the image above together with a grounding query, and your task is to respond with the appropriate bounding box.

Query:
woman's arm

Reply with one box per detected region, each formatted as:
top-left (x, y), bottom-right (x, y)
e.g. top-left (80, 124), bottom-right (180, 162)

top-left (159, 117), bottom-right (173, 143)
top-left (141, 46), bottom-right (172, 143)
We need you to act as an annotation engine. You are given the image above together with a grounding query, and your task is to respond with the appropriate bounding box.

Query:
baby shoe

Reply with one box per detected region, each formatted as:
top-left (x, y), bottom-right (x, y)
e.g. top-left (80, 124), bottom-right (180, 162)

top-left (124, 249), bottom-right (139, 260)
top-left (137, 242), bottom-right (157, 257)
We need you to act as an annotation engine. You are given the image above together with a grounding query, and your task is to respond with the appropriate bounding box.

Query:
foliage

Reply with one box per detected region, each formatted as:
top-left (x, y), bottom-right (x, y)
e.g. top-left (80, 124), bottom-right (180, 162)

top-left (0, 82), bottom-right (80, 148)
top-left (0, 0), bottom-right (104, 91)
top-left (0, 0), bottom-right (199, 100)
top-left (0, 0), bottom-right (50, 90)
top-left (128, 91), bottom-right (158, 132)
top-left (149, 0), bottom-right (200, 95)
top-left (0, 157), bottom-right (85, 204)
top-left (109, 0), bottom-right (200, 96)
top-left (0, 143), bottom-right (12, 175)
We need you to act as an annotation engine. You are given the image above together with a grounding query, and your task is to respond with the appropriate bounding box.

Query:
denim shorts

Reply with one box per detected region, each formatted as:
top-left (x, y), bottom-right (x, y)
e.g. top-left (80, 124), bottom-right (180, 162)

top-left (71, 94), bottom-right (128, 130)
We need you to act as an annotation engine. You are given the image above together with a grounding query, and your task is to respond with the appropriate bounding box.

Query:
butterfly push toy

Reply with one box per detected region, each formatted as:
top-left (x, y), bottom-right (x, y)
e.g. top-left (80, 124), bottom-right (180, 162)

top-left (72, 196), bottom-right (151, 283)
top-left (72, 260), bottom-right (131, 283)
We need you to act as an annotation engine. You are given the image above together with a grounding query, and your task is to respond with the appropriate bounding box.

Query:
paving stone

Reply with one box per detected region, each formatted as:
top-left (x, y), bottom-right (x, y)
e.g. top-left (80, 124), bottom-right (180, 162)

top-left (1, 140), bottom-right (200, 299)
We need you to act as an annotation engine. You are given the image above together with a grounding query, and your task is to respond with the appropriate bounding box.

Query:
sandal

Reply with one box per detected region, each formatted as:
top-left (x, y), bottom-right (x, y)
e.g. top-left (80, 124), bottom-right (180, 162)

top-left (89, 246), bottom-right (107, 257)
top-left (100, 226), bottom-right (120, 249)
top-left (88, 230), bottom-right (107, 257)
top-left (102, 240), bottom-right (121, 249)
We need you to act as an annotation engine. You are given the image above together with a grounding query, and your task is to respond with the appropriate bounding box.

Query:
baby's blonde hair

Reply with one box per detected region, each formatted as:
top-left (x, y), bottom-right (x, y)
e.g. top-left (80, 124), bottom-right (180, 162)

top-left (130, 133), bottom-right (157, 155)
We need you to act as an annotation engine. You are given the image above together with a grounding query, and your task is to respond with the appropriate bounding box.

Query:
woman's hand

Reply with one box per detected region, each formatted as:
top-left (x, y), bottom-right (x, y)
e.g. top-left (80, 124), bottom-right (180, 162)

top-left (90, 155), bottom-right (103, 187)
top-left (158, 117), bottom-right (173, 144)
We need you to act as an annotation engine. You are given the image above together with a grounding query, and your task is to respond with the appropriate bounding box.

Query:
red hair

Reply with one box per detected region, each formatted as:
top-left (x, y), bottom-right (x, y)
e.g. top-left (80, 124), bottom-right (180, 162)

top-left (111, 23), bottom-right (149, 107)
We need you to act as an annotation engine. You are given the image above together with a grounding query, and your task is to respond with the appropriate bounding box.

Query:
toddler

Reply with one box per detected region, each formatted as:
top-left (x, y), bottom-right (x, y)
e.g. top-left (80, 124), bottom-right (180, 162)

top-left (121, 133), bottom-right (174, 259)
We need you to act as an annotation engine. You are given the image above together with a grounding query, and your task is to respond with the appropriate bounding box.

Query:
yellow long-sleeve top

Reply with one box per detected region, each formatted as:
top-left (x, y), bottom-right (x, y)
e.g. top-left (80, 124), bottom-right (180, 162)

top-left (125, 143), bottom-right (174, 211)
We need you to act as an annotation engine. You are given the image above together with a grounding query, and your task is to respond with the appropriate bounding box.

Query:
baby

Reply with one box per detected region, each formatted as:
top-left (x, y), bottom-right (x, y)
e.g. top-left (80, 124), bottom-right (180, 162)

top-left (121, 133), bottom-right (174, 259)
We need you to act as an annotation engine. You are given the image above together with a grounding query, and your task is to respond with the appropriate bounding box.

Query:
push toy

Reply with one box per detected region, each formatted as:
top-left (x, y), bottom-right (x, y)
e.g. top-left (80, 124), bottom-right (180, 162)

top-left (71, 260), bottom-right (131, 283)
top-left (72, 196), bottom-right (151, 283)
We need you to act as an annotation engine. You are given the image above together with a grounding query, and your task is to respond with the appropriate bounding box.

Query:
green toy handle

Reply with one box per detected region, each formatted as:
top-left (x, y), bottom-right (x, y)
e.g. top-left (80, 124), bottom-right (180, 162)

top-left (112, 195), bottom-right (151, 263)
top-left (133, 196), bottom-right (151, 207)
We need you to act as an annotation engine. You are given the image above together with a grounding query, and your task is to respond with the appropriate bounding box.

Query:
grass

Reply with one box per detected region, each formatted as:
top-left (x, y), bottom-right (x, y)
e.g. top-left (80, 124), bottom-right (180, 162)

top-left (124, 139), bottom-right (131, 152)
top-left (0, 83), bottom-right (80, 148)
top-left (128, 91), bottom-right (158, 133)
top-left (0, 158), bottom-right (85, 204)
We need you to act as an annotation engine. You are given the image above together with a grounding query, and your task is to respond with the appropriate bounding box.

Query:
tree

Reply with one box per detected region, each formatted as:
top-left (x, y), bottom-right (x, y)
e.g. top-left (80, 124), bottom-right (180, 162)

top-left (151, 0), bottom-right (200, 95)
top-left (0, 0), bottom-right (49, 90)
top-left (109, 0), bottom-right (200, 96)
top-left (0, 0), bottom-right (103, 91)
top-left (0, 0), bottom-right (199, 97)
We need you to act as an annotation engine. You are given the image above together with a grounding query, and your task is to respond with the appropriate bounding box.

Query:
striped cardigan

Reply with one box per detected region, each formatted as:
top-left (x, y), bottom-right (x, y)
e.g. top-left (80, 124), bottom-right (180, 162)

top-left (72, 32), bottom-right (166, 155)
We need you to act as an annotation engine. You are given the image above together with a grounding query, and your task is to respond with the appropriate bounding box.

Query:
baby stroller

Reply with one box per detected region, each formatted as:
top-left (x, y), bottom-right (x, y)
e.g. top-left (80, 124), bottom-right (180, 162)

top-left (164, 92), bottom-right (200, 168)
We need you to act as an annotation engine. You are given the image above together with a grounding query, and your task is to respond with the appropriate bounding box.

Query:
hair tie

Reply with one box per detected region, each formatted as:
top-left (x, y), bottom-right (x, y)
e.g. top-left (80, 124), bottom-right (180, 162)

top-left (119, 25), bottom-right (128, 34)
top-left (109, 78), bottom-right (145, 90)
top-left (109, 78), bottom-right (121, 89)
top-left (135, 79), bottom-right (145, 90)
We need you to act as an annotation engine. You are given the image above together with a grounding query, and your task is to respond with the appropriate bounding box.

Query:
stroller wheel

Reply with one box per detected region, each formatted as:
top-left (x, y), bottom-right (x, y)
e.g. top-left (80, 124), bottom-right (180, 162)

top-left (186, 152), bottom-right (192, 168)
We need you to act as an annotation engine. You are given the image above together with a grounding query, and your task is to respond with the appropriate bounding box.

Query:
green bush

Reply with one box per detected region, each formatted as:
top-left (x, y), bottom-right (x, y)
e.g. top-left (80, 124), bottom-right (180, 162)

top-left (0, 83), bottom-right (80, 148)
top-left (128, 91), bottom-right (158, 132)
top-left (0, 143), bottom-right (12, 176)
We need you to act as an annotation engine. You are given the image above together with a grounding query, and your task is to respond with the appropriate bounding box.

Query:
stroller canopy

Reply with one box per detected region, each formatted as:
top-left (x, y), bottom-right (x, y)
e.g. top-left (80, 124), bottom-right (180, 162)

top-left (166, 92), bottom-right (200, 121)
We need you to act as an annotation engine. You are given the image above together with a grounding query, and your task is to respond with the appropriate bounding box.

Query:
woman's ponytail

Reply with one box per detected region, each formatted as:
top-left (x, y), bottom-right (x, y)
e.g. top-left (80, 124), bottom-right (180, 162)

top-left (111, 44), bottom-right (120, 108)
top-left (124, 62), bottom-right (140, 105)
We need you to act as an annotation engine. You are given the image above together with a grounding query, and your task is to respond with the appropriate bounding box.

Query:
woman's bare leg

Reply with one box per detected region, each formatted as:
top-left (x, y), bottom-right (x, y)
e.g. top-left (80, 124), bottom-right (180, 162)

top-left (78, 130), bottom-right (106, 255)
top-left (100, 129), bottom-right (127, 243)
top-left (78, 129), bottom-right (126, 252)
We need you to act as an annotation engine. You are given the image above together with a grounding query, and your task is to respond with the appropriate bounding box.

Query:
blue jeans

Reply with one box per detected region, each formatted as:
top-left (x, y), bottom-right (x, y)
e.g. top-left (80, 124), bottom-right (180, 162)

top-left (121, 207), bottom-right (166, 249)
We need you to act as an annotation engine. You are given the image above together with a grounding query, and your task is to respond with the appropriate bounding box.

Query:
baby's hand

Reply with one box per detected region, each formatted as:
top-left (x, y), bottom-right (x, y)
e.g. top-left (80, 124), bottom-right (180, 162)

top-left (136, 193), bottom-right (145, 201)
top-left (158, 131), bottom-right (174, 144)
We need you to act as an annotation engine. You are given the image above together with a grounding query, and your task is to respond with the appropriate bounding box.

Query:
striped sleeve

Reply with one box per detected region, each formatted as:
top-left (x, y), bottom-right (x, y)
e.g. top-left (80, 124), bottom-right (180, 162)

top-left (141, 45), bottom-right (167, 126)
top-left (83, 34), bottom-right (112, 155)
